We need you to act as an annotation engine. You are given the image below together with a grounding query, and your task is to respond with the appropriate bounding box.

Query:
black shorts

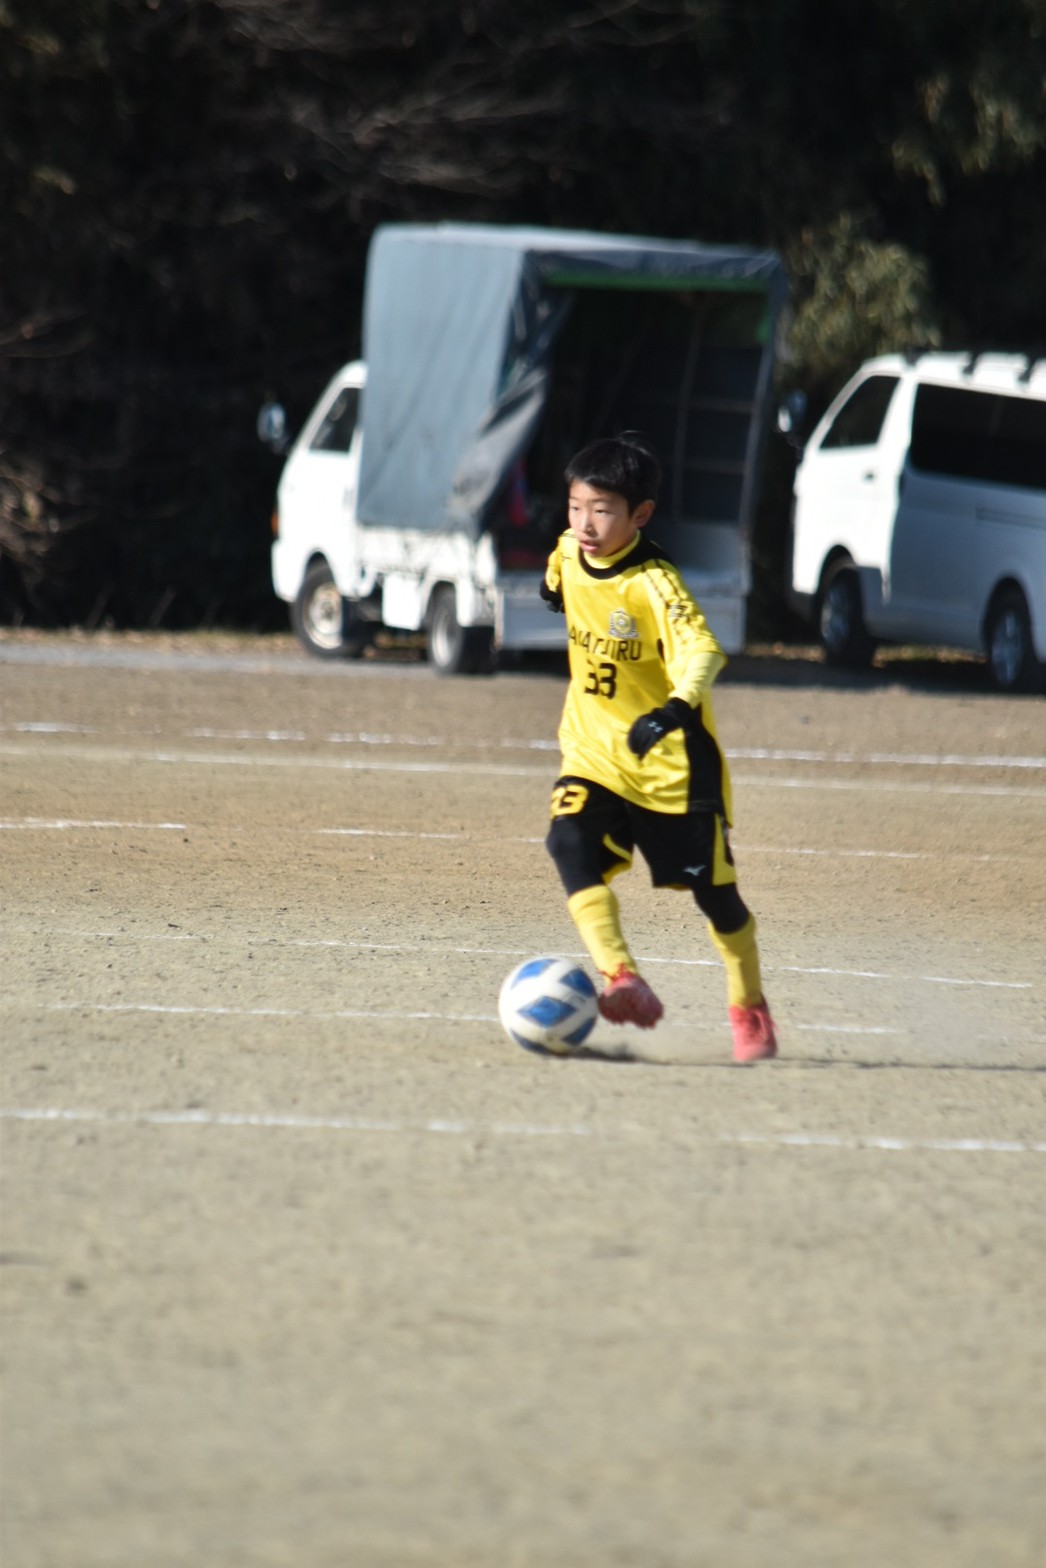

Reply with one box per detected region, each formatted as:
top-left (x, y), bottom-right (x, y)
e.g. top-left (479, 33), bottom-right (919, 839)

top-left (546, 775), bottom-right (738, 898)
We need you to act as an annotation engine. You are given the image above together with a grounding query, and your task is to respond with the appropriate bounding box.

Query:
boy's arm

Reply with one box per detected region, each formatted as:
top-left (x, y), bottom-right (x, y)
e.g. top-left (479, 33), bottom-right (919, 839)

top-left (540, 536), bottom-right (565, 613)
top-left (628, 576), bottom-right (726, 758)
top-left (666, 645), bottom-right (727, 707)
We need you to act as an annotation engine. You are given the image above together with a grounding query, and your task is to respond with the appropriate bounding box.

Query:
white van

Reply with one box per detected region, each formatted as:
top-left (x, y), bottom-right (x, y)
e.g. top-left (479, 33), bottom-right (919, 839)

top-left (789, 352), bottom-right (1046, 692)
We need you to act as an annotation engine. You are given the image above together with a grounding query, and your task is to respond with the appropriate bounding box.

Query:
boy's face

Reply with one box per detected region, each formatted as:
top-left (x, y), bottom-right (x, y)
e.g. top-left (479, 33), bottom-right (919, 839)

top-left (566, 481), bottom-right (654, 559)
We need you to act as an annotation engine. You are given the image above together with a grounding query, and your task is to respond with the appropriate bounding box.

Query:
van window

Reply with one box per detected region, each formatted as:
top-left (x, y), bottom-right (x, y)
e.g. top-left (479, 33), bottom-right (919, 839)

top-left (820, 375), bottom-right (897, 449)
top-left (910, 384), bottom-right (1046, 490)
top-left (310, 387), bottom-right (359, 453)
top-left (994, 396), bottom-right (1046, 489)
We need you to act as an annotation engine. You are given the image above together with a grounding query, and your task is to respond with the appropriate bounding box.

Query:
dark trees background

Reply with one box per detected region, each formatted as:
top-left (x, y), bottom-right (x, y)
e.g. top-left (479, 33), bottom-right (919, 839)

top-left (1, 0), bottom-right (1044, 631)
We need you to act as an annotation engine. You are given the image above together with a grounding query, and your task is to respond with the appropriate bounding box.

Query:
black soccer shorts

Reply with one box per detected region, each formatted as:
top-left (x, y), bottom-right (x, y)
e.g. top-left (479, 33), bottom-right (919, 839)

top-left (546, 774), bottom-right (739, 898)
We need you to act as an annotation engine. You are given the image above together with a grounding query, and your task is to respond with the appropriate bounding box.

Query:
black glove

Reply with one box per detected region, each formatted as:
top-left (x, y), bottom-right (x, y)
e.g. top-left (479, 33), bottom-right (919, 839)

top-left (627, 697), bottom-right (692, 758)
top-left (539, 578), bottom-right (564, 614)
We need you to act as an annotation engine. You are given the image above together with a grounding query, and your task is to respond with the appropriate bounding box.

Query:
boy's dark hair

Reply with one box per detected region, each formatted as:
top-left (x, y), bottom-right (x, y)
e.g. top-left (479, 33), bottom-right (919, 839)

top-left (564, 432), bottom-right (661, 511)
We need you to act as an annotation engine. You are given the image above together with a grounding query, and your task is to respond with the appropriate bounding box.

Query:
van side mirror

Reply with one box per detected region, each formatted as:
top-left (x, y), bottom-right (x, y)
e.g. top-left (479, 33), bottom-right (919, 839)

top-left (257, 400), bottom-right (290, 454)
top-left (775, 389), bottom-right (808, 450)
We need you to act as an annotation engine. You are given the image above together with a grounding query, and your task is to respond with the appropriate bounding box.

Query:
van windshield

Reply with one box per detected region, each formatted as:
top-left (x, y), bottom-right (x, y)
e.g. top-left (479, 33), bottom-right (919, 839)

top-left (820, 375), bottom-right (897, 449)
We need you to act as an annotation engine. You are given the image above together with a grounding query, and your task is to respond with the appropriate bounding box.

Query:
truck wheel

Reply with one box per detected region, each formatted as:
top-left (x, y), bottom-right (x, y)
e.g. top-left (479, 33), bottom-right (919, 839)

top-left (291, 562), bottom-right (371, 660)
top-left (818, 562), bottom-right (875, 669)
top-left (427, 586), bottom-right (493, 676)
top-left (986, 587), bottom-right (1042, 694)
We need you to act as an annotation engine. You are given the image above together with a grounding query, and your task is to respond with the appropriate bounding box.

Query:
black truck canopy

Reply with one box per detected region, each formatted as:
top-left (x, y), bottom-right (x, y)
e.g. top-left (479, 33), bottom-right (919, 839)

top-left (357, 222), bottom-right (788, 545)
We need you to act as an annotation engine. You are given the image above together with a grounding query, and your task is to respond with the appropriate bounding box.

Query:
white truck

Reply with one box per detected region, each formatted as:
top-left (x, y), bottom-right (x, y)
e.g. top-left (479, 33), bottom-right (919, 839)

top-left (267, 223), bottom-right (788, 673)
top-left (789, 350), bottom-right (1046, 692)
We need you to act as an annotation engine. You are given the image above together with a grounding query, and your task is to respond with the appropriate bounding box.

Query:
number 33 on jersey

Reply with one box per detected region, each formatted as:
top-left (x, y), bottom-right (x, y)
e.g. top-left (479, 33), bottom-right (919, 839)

top-left (547, 530), bottom-right (734, 820)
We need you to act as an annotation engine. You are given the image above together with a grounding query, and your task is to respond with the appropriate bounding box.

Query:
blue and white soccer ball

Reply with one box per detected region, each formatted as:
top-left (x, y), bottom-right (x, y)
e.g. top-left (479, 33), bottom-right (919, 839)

top-left (498, 955), bottom-right (599, 1054)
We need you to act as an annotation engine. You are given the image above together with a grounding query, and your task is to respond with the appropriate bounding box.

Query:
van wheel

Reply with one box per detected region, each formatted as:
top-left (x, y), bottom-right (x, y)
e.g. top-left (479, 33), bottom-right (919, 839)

top-left (818, 563), bottom-right (876, 669)
top-left (986, 587), bottom-right (1042, 694)
top-left (427, 587), bottom-right (494, 676)
top-left (292, 562), bottom-right (371, 660)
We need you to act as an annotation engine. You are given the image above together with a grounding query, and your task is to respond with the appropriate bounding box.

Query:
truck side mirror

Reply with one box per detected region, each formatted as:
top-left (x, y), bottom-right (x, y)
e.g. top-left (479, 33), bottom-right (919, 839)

top-left (776, 389), bottom-right (808, 450)
top-left (257, 400), bottom-right (290, 454)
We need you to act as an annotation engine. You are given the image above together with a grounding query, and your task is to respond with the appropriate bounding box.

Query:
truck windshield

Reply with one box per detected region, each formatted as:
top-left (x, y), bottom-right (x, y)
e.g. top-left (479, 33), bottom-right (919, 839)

top-left (310, 388), bottom-right (359, 454)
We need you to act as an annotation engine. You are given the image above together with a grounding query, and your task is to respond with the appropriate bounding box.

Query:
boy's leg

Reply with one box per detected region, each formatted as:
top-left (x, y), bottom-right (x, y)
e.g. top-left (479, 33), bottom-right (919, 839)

top-left (688, 814), bottom-right (776, 1059)
top-left (635, 804), bottom-right (776, 1059)
top-left (566, 884), bottom-right (635, 977)
top-left (566, 883), bottom-right (662, 1027)
top-left (701, 893), bottom-right (777, 1062)
top-left (547, 779), bottom-right (663, 1028)
top-left (704, 902), bottom-right (762, 1008)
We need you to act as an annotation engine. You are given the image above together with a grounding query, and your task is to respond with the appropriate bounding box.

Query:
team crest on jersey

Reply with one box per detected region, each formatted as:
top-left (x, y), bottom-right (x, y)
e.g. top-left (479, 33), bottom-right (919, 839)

top-left (608, 609), bottom-right (638, 639)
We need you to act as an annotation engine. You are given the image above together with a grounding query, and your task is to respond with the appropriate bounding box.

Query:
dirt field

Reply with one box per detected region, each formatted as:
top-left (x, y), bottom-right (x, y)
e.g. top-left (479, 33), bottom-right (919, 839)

top-left (1, 632), bottom-right (1044, 1568)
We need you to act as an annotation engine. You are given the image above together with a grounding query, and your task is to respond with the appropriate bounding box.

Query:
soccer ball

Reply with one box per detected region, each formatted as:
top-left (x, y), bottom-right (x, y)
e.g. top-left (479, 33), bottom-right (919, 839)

top-left (498, 956), bottom-right (599, 1055)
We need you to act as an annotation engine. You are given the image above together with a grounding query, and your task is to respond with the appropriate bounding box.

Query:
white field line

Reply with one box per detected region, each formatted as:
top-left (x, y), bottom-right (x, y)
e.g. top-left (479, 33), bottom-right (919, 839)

top-left (739, 844), bottom-right (1023, 863)
top-left (189, 728), bottom-right (308, 742)
top-left (0, 742), bottom-right (544, 778)
top-left (794, 1023), bottom-right (900, 1035)
top-left (4, 723), bottom-right (1045, 771)
top-left (729, 746), bottom-right (1046, 770)
top-left (0, 818), bottom-right (188, 832)
top-left (1, 922), bottom-right (1033, 990)
top-left (34, 1002), bottom-right (920, 1039)
top-left (180, 732), bottom-right (1046, 769)
top-left (726, 1131), bottom-right (1046, 1154)
top-left (5, 722), bottom-right (96, 734)
top-left (317, 827), bottom-right (467, 840)
top-left (2, 817), bottom-right (1033, 866)
top-left (3, 1104), bottom-right (1045, 1155)
top-left (45, 1004), bottom-right (1042, 1047)
top-left (44, 1001), bottom-right (498, 1022)
top-left (2, 740), bottom-right (1046, 798)
top-left (738, 776), bottom-right (1046, 799)
top-left (314, 829), bottom-right (1035, 867)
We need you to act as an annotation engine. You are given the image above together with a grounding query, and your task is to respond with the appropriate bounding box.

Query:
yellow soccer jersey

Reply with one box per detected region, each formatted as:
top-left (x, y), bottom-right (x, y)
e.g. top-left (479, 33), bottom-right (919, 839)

top-left (546, 530), bottom-right (734, 818)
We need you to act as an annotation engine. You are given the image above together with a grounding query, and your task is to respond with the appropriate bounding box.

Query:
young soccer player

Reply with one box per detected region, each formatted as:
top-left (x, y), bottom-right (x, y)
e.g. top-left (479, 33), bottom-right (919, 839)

top-left (540, 432), bottom-right (778, 1062)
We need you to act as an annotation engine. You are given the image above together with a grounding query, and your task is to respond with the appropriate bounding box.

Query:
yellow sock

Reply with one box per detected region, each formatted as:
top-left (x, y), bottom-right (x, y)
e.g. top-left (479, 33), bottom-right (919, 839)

top-left (567, 884), bottom-right (635, 977)
top-left (709, 914), bottom-right (763, 1008)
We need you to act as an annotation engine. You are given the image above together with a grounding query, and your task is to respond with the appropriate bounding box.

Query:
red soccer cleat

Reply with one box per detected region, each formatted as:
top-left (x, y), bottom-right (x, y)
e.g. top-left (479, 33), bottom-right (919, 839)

top-left (598, 966), bottom-right (664, 1029)
top-left (729, 1000), bottom-right (778, 1062)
